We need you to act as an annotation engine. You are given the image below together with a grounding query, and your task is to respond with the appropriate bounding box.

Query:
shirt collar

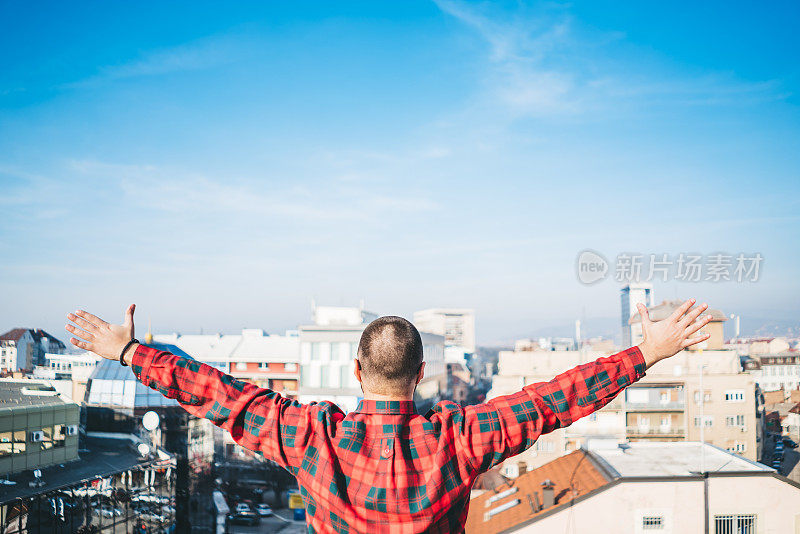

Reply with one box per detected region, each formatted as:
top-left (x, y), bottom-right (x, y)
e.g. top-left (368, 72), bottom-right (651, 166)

top-left (354, 399), bottom-right (418, 415)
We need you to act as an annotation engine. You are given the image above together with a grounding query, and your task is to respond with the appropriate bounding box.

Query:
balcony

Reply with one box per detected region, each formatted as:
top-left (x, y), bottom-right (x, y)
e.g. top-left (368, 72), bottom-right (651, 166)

top-left (626, 426), bottom-right (686, 438)
top-left (625, 400), bottom-right (686, 412)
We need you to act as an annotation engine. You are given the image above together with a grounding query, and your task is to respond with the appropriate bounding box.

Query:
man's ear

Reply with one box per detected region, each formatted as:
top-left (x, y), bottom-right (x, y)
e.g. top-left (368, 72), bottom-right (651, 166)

top-left (415, 361), bottom-right (425, 385)
top-left (353, 358), bottom-right (363, 384)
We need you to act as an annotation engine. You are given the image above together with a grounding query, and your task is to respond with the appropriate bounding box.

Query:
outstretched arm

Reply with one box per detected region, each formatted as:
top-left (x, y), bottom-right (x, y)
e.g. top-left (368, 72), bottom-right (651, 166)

top-left (456, 298), bottom-right (713, 474)
top-left (65, 305), bottom-right (322, 473)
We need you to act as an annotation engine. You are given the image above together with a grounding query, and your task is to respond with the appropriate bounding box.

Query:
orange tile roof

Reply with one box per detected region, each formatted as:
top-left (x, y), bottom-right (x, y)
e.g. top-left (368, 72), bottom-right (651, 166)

top-left (465, 451), bottom-right (611, 534)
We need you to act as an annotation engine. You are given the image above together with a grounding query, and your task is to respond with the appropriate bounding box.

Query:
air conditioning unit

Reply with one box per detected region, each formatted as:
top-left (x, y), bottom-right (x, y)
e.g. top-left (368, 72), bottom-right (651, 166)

top-left (66, 425), bottom-right (78, 436)
top-left (29, 431), bottom-right (44, 442)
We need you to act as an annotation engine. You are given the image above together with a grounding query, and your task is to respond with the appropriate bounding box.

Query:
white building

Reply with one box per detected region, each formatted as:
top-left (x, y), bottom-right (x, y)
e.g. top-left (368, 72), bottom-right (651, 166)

top-left (413, 308), bottom-right (476, 354)
top-left (31, 351), bottom-right (102, 402)
top-left (467, 441), bottom-right (800, 534)
top-left (745, 351), bottom-right (800, 392)
top-left (299, 305), bottom-right (446, 412)
top-left (620, 283), bottom-right (653, 347)
top-left (153, 328), bottom-right (300, 394)
top-left (0, 328), bottom-right (66, 372)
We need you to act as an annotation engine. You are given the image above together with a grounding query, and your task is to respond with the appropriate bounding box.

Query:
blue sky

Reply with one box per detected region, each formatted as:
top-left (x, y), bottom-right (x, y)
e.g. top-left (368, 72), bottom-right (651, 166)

top-left (1, 1), bottom-right (799, 344)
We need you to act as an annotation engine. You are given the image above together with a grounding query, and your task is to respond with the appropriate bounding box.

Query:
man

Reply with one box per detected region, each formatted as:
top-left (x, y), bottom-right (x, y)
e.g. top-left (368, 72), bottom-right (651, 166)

top-left (66, 299), bottom-right (712, 533)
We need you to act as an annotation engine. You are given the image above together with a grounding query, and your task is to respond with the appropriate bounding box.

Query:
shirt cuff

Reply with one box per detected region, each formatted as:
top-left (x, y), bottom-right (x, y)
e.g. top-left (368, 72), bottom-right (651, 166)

top-left (622, 345), bottom-right (647, 379)
top-left (131, 343), bottom-right (159, 384)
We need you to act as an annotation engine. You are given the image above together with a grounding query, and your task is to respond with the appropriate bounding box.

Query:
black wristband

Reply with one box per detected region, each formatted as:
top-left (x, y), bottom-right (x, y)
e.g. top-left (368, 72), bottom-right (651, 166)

top-left (120, 338), bottom-right (139, 367)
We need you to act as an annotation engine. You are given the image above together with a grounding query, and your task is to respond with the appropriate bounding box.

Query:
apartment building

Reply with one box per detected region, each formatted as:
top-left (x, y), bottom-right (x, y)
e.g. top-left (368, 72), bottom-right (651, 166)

top-left (466, 441), bottom-right (800, 534)
top-left (744, 350), bottom-right (800, 392)
top-left (413, 308), bottom-right (476, 354)
top-left (487, 340), bottom-right (760, 474)
top-left (0, 328), bottom-right (66, 372)
top-left (0, 380), bottom-right (80, 476)
top-left (153, 328), bottom-right (300, 396)
top-left (299, 305), bottom-right (447, 411)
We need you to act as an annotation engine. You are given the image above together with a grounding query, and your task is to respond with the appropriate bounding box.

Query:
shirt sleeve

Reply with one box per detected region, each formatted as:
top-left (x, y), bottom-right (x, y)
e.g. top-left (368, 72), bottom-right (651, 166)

top-left (455, 346), bottom-right (647, 474)
top-left (130, 344), bottom-right (323, 473)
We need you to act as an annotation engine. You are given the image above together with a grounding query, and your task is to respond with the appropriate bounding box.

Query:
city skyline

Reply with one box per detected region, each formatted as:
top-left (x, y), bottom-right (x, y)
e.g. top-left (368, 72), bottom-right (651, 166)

top-left (2, 1), bottom-right (799, 345)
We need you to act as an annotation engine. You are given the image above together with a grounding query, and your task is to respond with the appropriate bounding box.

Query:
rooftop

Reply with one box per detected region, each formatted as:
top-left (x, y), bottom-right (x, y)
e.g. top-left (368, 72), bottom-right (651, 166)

top-left (588, 441), bottom-right (769, 477)
top-left (0, 328), bottom-right (65, 348)
top-left (465, 450), bottom-right (610, 534)
top-left (466, 441), bottom-right (776, 534)
top-left (0, 380), bottom-right (70, 409)
top-left (85, 344), bottom-right (190, 408)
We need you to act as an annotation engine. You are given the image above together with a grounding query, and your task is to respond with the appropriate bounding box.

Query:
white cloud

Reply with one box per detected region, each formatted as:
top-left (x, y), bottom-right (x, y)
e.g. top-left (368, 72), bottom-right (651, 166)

top-left (434, 0), bottom-right (784, 119)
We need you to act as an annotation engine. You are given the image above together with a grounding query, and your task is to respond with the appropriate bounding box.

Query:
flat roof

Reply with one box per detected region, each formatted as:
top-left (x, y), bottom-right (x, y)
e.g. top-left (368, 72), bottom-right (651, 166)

top-left (588, 441), bottom-right (770, 478)
top-left (0, 380), bottom-right (70, 409)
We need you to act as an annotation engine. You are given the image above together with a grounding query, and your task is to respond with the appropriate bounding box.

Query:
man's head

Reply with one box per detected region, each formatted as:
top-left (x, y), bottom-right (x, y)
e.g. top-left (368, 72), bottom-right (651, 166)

top-left (354, 316), bottom-right (425, 398)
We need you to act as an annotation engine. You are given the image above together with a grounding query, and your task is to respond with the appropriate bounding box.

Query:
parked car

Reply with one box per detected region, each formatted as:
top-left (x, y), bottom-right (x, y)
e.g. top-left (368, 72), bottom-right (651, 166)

top-left (256, 503), bottom-right (273, 517)
top-left (140, 511), bottom-right (167, 522)
top-left (235, 502), bottom-right (252, 514)
top-left (228, 512), bottom-right (260, 526)
top-left (93, 506), bottom-right (123, 518)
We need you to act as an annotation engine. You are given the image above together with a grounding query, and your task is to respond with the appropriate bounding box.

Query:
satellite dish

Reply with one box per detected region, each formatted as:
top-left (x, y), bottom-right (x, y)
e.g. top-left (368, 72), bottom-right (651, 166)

top-left (137, 443), bottom-right (151, 456)
top-left (142, 411), bottom-right (160, 431)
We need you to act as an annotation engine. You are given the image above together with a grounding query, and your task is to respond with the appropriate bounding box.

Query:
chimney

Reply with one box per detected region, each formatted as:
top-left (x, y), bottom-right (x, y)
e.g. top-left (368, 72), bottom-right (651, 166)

top-left (541, 479), bottom-right (555, 509)
top-left (517, 461), bottom-right (528, 476)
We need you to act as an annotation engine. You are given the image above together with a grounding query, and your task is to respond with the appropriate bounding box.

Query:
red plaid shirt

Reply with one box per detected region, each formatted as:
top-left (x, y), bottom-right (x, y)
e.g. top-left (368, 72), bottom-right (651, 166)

top-left (131, 344), bottom-right (646, 533)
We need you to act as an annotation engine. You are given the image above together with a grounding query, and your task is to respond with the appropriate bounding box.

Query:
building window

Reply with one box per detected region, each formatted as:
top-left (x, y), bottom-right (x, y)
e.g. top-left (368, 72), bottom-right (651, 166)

top-left (726, 415), bottom-right (746, 427)
top-left (285, 362), bottom-right (297, 372)
top-left (259, 362), bottom-right (270, 370)
top-left (13, 430), bottom-right (25, 455)
top-left (724, 390), bottom-right (745, 402)
top-left (726, 442), bottom-right (746, 454)
top-left (311, 343), bottom-right (321, 361)
top-left (235, 362), bottom-right (247, 371)
top-left (0, 432), bottom-right (11, 457)
top-left (694, 416), bottom-right (713, 427)
top-left (53, 425), bottom-right (66, 448)
top-left (40, 427), bottom-right (54, 451)
top-left (642, 516), bottom-right (664, 530)
top-left (714, 514), bottom-right (755, 534)
top-left (536, 440), bottom-right (554, 453)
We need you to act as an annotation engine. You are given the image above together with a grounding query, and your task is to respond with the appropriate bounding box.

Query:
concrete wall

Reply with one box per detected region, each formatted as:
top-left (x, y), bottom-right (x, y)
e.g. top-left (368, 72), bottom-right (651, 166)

top-left (512, 476), bottom-right (800, 534)
top-left (0, 403), bottom-right (80, 476)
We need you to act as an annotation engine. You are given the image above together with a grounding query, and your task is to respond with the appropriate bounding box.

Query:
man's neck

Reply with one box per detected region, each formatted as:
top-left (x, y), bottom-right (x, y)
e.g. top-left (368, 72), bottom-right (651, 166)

top-left (361, 391), bottom-right (414, 402)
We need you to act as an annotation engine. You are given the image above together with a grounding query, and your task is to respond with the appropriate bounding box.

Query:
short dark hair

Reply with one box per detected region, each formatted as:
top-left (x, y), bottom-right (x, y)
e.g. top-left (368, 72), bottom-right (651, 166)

top-left (357, 316), bottom-right (423, 395)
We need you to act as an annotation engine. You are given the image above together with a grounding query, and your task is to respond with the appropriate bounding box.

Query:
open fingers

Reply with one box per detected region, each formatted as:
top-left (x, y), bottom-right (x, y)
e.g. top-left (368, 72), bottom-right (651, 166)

top-left (679, 302), bottom-right (709, 327)
top-left (70, 337), bottom-right (93, 351)
top-left (681, 332), bottom-right (710, 348)
top-left (685, 314), bottom-right (713, 337)
top-left (74, 310), bottom-right (109, 328)
top-left (669, 299), bottom-right (696, 322)
top-left (67, 313), bottom-right (100, 333)
top-left (65, 323), bottom-right (94, 342)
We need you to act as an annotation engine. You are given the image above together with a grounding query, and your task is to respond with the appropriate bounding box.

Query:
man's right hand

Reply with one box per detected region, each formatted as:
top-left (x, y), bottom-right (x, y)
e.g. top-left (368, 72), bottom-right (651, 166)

top-left (636, 298), bottom-right (713, 368)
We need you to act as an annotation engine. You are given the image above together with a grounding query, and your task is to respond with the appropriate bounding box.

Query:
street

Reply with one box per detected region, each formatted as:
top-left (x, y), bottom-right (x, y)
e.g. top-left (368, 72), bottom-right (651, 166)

top-left (228, 509), bottom-right (307, 534)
